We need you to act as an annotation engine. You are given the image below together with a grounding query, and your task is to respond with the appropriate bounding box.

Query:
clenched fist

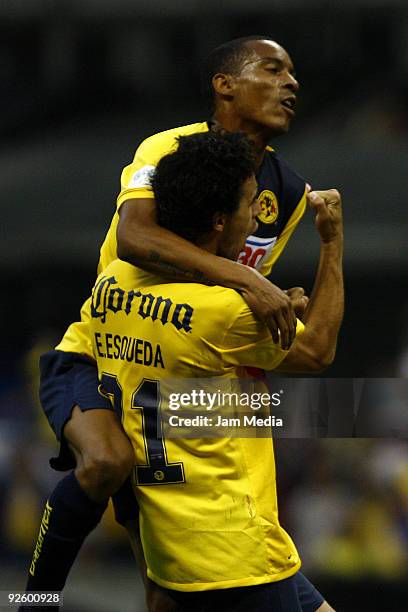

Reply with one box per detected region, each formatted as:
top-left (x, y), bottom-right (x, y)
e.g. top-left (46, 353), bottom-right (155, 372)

top-left (307, 189), bottom-right (343, 243)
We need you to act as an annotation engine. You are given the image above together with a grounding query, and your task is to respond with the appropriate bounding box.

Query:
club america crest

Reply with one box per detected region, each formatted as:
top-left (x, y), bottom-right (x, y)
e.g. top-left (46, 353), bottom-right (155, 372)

top-left (257, 190), bottom-right (279, 224)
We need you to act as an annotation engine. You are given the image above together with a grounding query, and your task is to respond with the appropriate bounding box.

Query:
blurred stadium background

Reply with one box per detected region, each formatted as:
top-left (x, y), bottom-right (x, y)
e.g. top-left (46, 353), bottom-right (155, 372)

top-left (1, 1), bottom-right (407, 610)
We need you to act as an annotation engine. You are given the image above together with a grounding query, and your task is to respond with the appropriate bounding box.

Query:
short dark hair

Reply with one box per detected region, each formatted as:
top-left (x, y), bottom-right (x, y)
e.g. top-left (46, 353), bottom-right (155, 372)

top-left (201, 35), bottom-right (276, 109)
top-left (152, 131), bottom-right (256, 243)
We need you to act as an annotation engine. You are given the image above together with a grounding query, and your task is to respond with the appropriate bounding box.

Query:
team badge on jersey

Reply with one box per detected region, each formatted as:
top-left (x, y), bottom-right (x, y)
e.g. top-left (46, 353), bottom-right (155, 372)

top-left (257, 190), bottom-right (279, 224)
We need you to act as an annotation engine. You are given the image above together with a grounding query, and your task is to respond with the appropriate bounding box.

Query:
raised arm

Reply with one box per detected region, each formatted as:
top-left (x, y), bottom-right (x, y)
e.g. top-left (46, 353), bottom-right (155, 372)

top-left (117, 198), bottom-right (297, 350)
top-left (277, 189), bottom-right (344, 372)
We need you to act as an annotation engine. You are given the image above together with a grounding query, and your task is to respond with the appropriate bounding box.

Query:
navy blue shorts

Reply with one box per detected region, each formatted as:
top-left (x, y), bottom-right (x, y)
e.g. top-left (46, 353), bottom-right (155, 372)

top-left (166, 571), bottom-right (324, 612)
top-left (39, 350), bottom-right (114, 471)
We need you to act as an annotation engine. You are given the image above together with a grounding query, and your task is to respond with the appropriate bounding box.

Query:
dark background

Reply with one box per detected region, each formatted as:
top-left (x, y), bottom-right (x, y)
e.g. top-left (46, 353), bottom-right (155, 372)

top-left (1, 1), bottom-right (407, 610)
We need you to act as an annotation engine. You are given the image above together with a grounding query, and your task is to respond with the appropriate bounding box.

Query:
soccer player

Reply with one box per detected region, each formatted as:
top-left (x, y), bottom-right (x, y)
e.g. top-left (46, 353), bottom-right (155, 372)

top-left (89, 131), bottom-right (343, 610)
top-left (23, 35), bottom-right (312, 606)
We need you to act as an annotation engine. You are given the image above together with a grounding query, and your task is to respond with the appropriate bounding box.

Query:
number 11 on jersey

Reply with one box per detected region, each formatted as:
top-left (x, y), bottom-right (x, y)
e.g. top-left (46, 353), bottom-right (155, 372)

top-left (100, 373), bottom-right (185, 486)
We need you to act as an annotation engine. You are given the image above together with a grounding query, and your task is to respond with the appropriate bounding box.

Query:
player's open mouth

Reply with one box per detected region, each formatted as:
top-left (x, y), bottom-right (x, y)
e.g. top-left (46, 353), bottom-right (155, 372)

top-left (281, 97), bottom-right (296, 116)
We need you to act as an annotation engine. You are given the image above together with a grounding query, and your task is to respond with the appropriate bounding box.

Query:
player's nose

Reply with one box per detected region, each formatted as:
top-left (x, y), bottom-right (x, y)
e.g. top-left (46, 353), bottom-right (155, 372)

top-left (282, 71), bottom-right (299, 93)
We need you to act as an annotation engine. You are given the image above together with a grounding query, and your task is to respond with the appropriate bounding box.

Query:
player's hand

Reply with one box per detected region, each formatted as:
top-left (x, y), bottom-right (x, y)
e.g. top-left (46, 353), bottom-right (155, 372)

top-left (307, 189), bottom-right (343, 243)
top-left (285, 286), bottom-right (309, 319)
top-left (240, 268), bottom-right (297, 349)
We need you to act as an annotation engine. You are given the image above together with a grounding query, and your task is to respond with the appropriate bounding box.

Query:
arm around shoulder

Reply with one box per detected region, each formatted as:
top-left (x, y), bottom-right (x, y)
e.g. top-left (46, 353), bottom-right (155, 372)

top-left (116, 198), bottom-right (158, 265)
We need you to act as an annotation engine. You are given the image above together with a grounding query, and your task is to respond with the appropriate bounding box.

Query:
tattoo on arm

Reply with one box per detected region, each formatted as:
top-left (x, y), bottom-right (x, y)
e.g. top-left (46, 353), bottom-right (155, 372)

top-left (148, 250), bottom-right (214, 284)
top-left (148, 250), bottom-right (161, 263)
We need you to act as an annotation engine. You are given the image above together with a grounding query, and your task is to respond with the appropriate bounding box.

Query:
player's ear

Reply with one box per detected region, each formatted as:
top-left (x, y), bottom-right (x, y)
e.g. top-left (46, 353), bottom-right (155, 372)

top-left (212, 73), bottom-right (235, 98)
top-left (213, 212), bottom-right (227, 233)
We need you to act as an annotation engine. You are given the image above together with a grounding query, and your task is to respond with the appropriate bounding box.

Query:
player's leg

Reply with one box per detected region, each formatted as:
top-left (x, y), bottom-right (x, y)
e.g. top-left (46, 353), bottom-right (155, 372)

top-left (294, 571), bottom-right (335, 612)
top-left (65, 405), bottom-right (134, 502)
top-left (23, 351), bottom-right (135, 594)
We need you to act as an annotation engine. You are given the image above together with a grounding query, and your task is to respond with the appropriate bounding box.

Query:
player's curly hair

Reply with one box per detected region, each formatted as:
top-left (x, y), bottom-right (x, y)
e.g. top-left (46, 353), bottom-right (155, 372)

top-left (152, 130), bottom-right (256, 243)
top-left (201, 35), bottom-right (276, 109)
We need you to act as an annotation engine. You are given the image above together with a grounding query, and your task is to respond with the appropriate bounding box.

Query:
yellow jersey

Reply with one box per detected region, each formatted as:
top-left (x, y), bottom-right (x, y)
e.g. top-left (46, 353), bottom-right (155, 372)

top-left (89, 260), bottom-right (304, 591)
top-left (57, 121), bottom-right (306, 355)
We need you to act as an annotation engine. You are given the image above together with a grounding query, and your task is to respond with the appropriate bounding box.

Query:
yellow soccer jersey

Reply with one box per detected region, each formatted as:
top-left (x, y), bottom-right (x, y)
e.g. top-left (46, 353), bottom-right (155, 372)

top-left (89, 259), bottom-right (304, 591)
top-left (97, 122), bottom-right (209, 273)
top-left (57, 120), bottom-right (306, 360)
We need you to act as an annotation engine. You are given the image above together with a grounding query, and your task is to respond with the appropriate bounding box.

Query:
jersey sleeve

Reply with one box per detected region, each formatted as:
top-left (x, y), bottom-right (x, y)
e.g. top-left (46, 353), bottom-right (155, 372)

top-left (258, 187), bottom-right (307, 277)
top-left (116, 137), bottom-right (172, 208)
top-left (55, 297), bottom-right (95, 358)
top-left (116, 122), bottom-right (209, 210)
top-left (207, 301), bottom-right (305, 371)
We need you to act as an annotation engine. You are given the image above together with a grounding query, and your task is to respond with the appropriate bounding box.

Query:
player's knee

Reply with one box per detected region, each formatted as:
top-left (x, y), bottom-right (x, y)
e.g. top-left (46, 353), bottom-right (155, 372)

top-left (77, 444), bottom-right (134, 498)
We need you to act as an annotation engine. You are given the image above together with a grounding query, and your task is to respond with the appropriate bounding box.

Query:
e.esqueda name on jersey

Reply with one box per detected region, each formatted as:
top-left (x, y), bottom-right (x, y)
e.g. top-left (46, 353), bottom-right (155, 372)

top-left (90, 273), bottom-right (194, 369)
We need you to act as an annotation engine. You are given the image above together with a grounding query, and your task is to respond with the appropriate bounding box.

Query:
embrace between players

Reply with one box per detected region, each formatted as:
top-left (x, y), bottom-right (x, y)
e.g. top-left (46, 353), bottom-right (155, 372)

top-left (22, 36), bottom-right (343, 612)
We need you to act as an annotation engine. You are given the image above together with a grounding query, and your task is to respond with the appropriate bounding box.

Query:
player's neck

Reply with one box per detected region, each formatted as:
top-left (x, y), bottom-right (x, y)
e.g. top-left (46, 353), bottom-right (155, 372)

top-left (211, 113), bottom-right (270, 168)
top-left (195, 234), bottom-right (217, 256)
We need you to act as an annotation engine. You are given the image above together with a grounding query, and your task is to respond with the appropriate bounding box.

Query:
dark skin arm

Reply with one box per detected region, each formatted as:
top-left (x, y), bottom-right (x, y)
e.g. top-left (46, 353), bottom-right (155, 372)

top-left (277, 189), bottom-right (344, 372)
top-left (117, 198), bottom-right (297, 349)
